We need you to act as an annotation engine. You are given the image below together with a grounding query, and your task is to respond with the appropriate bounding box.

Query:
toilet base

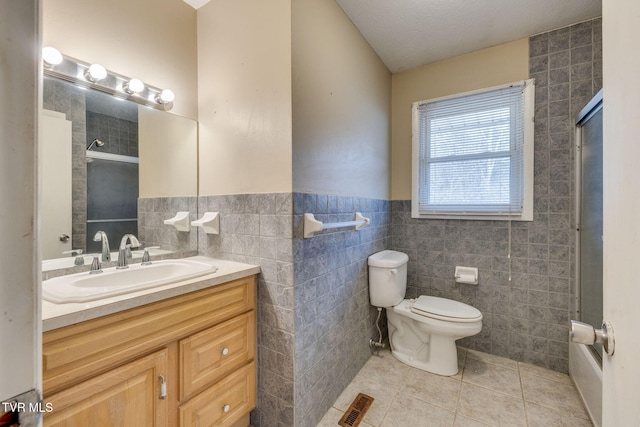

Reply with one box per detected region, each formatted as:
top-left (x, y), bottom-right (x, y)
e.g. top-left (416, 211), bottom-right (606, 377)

top-left (389, 332), bottom-right (460, 376)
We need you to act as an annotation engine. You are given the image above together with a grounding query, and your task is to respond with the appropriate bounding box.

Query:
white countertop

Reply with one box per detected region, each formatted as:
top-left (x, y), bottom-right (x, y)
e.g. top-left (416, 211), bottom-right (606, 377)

top-left (42, 256), bottom-right (260, 332)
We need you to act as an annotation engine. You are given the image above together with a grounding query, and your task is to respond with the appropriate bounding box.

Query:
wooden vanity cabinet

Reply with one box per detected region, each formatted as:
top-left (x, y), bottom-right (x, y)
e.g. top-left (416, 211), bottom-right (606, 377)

top-left (43, 275), bottom-right (257, 427)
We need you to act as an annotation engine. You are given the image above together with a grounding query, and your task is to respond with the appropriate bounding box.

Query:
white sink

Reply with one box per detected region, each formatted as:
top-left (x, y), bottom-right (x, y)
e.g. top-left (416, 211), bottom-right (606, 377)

top-left (43, 259), bottom-right (217, 304)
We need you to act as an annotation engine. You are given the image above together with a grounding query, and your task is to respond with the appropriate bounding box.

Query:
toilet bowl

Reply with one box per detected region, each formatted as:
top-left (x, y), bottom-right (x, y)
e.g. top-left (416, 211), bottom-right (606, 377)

top-left (368, 250), bottom-right (483, 376)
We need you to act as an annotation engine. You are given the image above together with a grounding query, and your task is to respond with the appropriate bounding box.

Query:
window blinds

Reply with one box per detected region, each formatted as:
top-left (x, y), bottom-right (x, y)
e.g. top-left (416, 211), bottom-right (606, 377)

top-left (417, 83), bottom-right (525, 215)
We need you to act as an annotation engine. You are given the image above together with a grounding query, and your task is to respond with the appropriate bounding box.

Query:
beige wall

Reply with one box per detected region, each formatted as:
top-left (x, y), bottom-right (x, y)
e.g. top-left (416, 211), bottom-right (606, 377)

top-left (292, 0), bottom-right (391, 199)
top-left (391, 38), bottom-right (529, 200)
top-left (43, 0), bottom-right (198, 119)
top-left (138, 107), bottom-right (198, 197)
top-left (197, 0), bottom-right (293, 195)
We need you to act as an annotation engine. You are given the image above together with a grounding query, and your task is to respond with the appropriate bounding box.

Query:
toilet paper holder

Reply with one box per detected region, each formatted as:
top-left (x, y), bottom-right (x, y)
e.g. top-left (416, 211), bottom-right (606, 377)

top-left (454, 266), bottom-right (478, 285)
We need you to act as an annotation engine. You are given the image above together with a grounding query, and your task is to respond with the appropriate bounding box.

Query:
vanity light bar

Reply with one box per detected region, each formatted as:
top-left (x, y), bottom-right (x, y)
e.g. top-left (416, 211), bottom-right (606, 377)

top-left (42, 47), bottom-right (174, 111)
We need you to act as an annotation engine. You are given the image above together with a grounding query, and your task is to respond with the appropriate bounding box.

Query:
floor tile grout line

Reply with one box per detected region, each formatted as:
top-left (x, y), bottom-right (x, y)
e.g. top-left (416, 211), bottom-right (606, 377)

top-left (517, 362), bottom-right (530, 427)
top-left (458, 377), bottom-right (529, 403)
top-left (519, 398), bottom-right (592, 422)
top-left (453, 358), bottom-right (465, 426)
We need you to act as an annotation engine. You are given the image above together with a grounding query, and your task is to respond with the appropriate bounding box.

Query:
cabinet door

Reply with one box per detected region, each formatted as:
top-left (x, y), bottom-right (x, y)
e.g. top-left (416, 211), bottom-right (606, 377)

top-left (44, 349), bottom-right (169, 427)
top-left (179, 361), bottom-right (255, 427)
top-left (180, 311), bottom-right (256, 400)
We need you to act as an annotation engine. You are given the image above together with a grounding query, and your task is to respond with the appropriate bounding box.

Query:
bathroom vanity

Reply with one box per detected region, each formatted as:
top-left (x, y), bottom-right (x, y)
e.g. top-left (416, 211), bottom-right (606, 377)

top-left (41, 257), bottom-right (259, 427)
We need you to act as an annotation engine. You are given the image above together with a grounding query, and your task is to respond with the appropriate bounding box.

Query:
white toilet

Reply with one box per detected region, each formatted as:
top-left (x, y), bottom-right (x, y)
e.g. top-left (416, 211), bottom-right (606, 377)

top-left (368, 250), bottom-right (483, 376)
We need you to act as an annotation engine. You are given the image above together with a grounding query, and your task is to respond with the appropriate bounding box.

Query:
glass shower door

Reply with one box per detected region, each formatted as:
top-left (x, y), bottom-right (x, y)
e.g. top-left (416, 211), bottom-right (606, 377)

top-left (576, 91), bottom-right (604, 361)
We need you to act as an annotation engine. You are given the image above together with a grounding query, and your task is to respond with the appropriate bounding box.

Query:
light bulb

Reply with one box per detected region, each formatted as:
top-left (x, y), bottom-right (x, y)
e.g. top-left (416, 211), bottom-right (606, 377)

top-left (156, 89), bottom-right (175, 104)
top-left (42, 47), bottom-right (63, 68)
top-left (123, 78), bottom-right (144, 94)
top-left (85, 64), bottom-right (107, 82)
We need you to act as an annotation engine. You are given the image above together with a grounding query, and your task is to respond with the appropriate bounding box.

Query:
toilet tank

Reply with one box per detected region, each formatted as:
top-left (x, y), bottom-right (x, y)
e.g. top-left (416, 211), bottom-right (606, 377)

top-left (368, 250), bottom-right (409, 308)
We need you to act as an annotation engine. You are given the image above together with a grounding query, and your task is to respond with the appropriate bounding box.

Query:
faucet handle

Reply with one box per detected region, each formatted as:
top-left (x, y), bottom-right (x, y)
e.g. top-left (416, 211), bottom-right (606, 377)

top-left (63, 249), bottom-right (85, 266)
top-left (142, 248), bottom-right (152, 265)
top-left (141, 246), bottom-right (160, 266)
top-left (89, 255), bottom-right (102, 274)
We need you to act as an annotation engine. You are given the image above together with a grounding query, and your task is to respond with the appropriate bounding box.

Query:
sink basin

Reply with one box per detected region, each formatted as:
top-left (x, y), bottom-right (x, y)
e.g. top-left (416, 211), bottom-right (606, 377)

top-left (43, 259), bottom-right (218, 304)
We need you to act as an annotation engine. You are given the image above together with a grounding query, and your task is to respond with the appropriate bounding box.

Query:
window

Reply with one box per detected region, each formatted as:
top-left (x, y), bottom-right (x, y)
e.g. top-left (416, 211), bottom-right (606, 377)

top-left (411, 79), bottom-right (535, 220)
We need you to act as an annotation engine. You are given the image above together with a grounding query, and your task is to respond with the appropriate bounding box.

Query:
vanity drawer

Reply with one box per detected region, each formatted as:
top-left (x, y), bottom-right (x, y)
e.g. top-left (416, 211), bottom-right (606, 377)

top-left (180, 310), bottom-right (256, 400)
top-left (179, 361), bottom-right (256, 427)
top-left (43, 276), bottom-right (256, 395)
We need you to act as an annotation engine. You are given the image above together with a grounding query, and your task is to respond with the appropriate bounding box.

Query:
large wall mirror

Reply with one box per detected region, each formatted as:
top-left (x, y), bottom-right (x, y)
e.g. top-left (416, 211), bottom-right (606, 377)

top-left (42, 76), bottom-right (198, 270)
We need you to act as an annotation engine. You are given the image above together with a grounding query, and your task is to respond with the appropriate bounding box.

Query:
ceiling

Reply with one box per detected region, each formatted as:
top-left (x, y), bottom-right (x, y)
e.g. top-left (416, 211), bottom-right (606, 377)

top-left (183, 0), bottom-right (601, 74)
top-left (335, 0), bottom-right (601, 73)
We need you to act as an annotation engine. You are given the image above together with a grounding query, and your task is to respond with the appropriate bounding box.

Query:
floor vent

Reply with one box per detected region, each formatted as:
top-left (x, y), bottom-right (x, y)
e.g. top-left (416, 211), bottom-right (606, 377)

top-left (338, 393), bottom-right (374, 427)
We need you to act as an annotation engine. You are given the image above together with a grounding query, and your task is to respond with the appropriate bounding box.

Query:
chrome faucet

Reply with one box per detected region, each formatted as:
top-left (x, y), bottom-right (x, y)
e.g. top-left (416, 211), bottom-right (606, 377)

top-left (93, 231), bottom-right (110, 262)
top-left (117, 234), bottom-right (140, 269)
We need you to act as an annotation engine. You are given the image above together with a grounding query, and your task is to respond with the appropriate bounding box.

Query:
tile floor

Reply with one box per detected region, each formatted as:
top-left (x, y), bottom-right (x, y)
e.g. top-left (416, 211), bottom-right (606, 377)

top-left (318, 348), bottom-right (592, 427)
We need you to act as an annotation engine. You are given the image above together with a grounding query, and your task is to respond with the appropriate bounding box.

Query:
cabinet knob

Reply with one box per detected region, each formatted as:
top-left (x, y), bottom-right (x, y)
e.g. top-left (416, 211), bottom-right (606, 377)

top-left (221, 347), bottom-right (229, 356)
top-left (222, 404), bottom-right (230, 413)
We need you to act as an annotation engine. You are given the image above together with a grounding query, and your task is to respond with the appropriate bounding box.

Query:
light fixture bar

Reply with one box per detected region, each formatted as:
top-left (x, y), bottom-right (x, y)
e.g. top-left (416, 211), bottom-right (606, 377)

top-left (42, 50), bottom-right (174, 111)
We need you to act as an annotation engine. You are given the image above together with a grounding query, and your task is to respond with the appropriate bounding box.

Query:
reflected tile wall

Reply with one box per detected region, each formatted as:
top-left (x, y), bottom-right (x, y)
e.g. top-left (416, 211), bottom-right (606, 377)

top-left (390, 19), bottom-right (602, 374)
top-left (86, 111), bottom-right (138, 157)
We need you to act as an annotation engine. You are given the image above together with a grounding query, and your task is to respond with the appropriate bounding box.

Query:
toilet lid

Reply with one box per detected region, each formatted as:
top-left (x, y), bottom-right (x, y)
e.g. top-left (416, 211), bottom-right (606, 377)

top-left (411, 296), bottom-right (482, 321)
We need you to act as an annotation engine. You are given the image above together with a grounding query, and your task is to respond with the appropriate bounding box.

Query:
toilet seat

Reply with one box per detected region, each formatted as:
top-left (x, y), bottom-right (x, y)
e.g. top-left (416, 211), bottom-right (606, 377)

top-left (410, 296), bottom-right (482, 323)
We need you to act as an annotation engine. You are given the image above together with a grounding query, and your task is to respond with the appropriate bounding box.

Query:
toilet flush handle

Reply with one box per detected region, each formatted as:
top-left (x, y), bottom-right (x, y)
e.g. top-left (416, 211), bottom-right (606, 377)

top-left (390, 269), bottom-right (397, 275)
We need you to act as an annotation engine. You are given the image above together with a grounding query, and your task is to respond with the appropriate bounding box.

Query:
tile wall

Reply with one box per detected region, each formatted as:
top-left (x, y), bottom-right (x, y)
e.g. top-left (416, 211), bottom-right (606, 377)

top-left (86, 111), bottom-right (138, 157)
top-left (390, 18), bottom-right (602, 373)
top-left (195, 193), bottom-right (389, 426)
top-left (137, 196), bottom-right (199, 253)
top-left (292, 193), bottom-right (390, 426)
top-left (197, 193), bottom-right (296, 427)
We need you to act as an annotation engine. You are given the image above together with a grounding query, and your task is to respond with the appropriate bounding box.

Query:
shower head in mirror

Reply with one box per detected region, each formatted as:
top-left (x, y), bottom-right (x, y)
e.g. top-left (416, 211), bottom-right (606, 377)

top-left (87, 139), bottom-right (105, 151)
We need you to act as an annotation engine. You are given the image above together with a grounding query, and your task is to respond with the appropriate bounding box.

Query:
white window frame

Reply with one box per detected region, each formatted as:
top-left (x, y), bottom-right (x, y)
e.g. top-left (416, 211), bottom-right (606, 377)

top-left (411, 79), bottom-right (535, 221)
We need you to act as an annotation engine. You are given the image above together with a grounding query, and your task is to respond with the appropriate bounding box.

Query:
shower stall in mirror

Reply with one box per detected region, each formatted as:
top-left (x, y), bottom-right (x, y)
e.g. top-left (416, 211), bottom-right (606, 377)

top-left (571, 89), bottom-right (603, 426)
top-left (84, 97), bottom-right (139, 255)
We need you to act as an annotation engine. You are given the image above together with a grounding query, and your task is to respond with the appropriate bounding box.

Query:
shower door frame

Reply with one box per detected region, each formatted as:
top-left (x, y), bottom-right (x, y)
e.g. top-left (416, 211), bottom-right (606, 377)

top-left (571, 89), bottom-right (603, 427)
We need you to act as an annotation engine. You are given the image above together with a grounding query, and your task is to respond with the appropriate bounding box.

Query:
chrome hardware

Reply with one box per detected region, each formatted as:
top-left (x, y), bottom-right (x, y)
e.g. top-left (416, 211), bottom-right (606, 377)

top-left (117, 234), bottom-right (140, 269)
top-left (93, 231), bottom-right (111, 262)
top-left (89, 255), bottom-right (102, 274)
top-left (570, 320), bottom-right (615, 355)
top-left (63, 249), bottom-right (85, 265)
top-left (141, 246), bottom-right (160, 266)
top-left (221, 347), bottom-right (229, 356)
top-left (158, 374), bottom-right (167, 400)
top-left (142, 248), bottom-right (152, 265)
top-left (63, 249), bottom-right (83, 256)
top-left (222, 404), bottom-right (230, 413)
top-left (117, 248), bottom-right (129, 269)
top-left (59, 233), bottom-right (70, 242)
